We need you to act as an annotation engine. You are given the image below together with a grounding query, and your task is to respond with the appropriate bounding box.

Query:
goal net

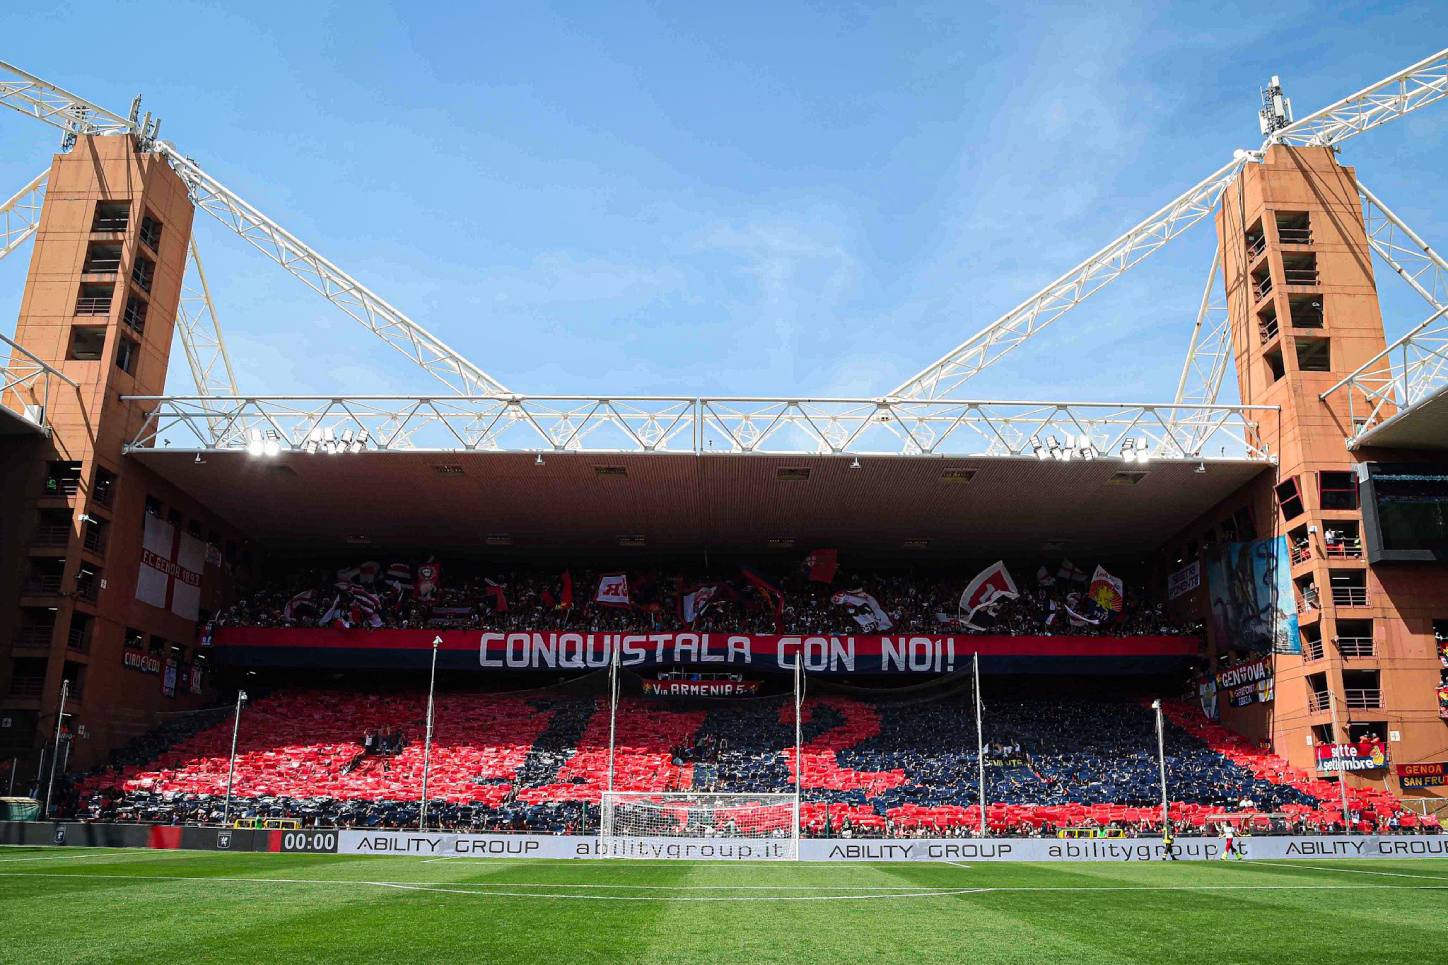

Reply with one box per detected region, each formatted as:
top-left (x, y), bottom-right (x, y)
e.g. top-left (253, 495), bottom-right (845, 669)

top-left (598, 791), bottom-right (800, 860)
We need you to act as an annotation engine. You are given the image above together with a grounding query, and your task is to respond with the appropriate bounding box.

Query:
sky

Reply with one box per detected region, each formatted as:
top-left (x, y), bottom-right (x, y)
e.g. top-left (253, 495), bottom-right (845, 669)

top-left (2, 0), bottom-right (1447, 404)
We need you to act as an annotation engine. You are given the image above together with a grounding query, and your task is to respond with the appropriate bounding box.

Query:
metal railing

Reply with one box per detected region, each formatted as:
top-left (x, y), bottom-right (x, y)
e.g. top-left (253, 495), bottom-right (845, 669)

top-left (1336, 636), bottom-right (1376, 657)
top-left (1344, 688), bottom-right (1382, 709)
top-left (1323, 538), bottom-right (1363, 559)
top-left (14, 624), bottom-right (53, 647)
top-left (22, 574), bottom-right (63, 596)
top-left (1298, 587), bottom-right (1321, 613)
top-left (120, 394), bottom-right (1279, 458)
top-left (1260, 317), bottom-right (1280, 343)
top-left (1302, 637), bottom-right (1325, 661)
top-left (1283, 268), bottom-right (1319, 286)
top-left (1331, 587), bottom-right (1370, 607)
top-left (1278, 227), bottom-right (1312, 245)
top-left (7, 678), bottom-right (43, 698)
top-left (66, 624), bottom-right (89, 653)
top-left (74, 296), bottom-right (111, 315)
top-left (1, 333), bottom-right (80, 437)
top-left (1308, 691), bottom-right (1332, 713)
top-left (1254, 276), bottom-right (1273, 300)
top-left (1289, 541), bottom-right (1312, 565)
top-left (1246, 235), bottom-right (1267, 259)
top-left (83, 526), bottom-right (106, 555)
top-left (30, 524), bottom-right (69, 546)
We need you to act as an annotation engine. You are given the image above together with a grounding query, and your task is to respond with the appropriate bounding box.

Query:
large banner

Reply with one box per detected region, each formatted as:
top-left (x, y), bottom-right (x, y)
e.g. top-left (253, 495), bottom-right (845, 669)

top-left (1204, 537), bottom-right (1300, 654)
top-left (135, 515), bottom-right (205, 621)
top-left (1214, 655), bottom-right (1274, 707)
top-left (213, 628), bottom-right (1198, 675)
top-left (328, 830), bottom-right (1448, 862)
top-left (1316, 741), bottom-right (1390, 773)
top-left (1397, 762), bottom-right (1447, 789)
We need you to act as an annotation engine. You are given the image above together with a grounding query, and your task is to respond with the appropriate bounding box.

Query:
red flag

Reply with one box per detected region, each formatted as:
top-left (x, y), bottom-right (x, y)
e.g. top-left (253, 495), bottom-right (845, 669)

top-left (484, 578), bottom-right (509, 613)
top-left (740, 567), bottom-right (785, 632)
top-left (804, 548), bottom-right (839, 584)
top-left (958, 561), bottom-right (1020, 629)
top-left (415, 562), bottom-right (442, 602)
top-left (559, 570), bottom-right (574, 609)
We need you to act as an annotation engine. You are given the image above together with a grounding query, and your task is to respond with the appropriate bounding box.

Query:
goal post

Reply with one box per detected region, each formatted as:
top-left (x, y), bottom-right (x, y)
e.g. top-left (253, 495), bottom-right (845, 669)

top-left (598, 791), bottom-right (800, 860)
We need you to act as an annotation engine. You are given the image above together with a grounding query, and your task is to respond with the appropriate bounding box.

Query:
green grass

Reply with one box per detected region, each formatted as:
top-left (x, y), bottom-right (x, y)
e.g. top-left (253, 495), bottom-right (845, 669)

top-left (1, 847), bottom-right (1445, 963)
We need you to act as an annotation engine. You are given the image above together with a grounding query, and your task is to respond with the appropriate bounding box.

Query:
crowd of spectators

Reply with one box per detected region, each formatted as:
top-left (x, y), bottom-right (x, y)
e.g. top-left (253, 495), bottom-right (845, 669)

top-left (213, 559), bottom-right (1202, 639)
top-left (67, 689), bottom-right (1435, 837)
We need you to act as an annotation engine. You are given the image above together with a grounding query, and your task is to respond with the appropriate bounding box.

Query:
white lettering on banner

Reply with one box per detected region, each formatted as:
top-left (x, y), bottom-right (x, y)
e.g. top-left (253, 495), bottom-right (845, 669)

top-left (1167, 561), bottom-right (1201, 601)
top-left (335, 832), bottom-right (1447, 861)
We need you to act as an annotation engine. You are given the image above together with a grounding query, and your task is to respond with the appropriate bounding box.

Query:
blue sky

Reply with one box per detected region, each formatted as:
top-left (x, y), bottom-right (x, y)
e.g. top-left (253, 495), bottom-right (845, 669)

top-left (2, 1), bottom-right (1446, 402)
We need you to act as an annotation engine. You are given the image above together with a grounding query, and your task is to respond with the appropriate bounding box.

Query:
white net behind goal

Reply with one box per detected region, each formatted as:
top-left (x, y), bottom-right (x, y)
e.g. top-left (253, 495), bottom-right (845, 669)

top-left (599, 792), bottom-right (800, 860)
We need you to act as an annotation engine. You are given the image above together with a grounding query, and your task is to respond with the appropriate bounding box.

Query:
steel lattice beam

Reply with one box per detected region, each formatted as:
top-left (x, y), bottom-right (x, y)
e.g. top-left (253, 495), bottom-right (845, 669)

top-left (892, 48), bottom-right (1448, 402)
top-left (1, 330), bottom-right (78, 434)
top-left (1271, 48), bottom-right (1448, 147)
top-left (120, 393), bottom-right (1277, 462)
top-left (0, 58), bottom-right (509, 397)
top-left (0, 170), bottom-right (46, 261)
top-left (1360, 180), bottom-right (1448, 311)
top-left (1319, 307), bottom-right (1448, 445)
top-left (889, 156), bottom-right (1251, 401)
top-left (1169, 247), bottom-right (1233, 450)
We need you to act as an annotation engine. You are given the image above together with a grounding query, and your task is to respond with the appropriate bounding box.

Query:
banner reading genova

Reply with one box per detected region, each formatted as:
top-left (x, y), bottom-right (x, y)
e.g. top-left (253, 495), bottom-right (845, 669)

top-left (213, 629), bottom-right (1198, 675)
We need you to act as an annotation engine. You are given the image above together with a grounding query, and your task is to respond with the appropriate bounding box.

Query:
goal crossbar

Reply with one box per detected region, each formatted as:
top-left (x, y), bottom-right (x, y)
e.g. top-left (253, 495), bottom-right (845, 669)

top-left (598, 791), bottom-right (800, 860)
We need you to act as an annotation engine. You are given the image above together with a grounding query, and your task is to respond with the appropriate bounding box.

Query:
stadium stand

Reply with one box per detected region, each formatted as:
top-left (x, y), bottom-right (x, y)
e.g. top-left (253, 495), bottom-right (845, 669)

top-left (71, 686), bottom-right (1435, 836)
top-left (214, 561), bottom-right (1198, 637)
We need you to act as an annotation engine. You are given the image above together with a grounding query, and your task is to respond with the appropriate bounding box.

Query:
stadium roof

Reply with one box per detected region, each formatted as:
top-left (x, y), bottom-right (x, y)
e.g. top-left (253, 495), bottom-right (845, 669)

top-left (1353, 381), bottom-right (1448, 451)
top-left (130, 449), bottom-right (1266, 559)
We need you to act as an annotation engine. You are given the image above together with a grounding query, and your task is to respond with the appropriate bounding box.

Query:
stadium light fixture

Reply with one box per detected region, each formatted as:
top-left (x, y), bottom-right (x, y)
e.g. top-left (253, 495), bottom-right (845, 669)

top-left (245, 429), bottom-right (264, 457)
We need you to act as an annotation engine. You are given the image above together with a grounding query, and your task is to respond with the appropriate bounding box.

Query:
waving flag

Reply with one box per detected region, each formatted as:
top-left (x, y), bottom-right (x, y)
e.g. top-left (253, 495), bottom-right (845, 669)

top-left (959, 561), bottom-right (1020, 630)
top-left (682, 585), bottom-right (719, 625)
top-left (1088, 565), bottom-right (1125, 619)
top-left (804, 548), bottom-right (840, 584)
top-left (415, 563), bottom-right (442, 602)
top-left (595, 573), bottom-right (630, 608)
top-left (740, 567), bottom-right (785, 631)
top-left (283, 589), bottom-right (318, 622)
top-left (484, 578), bottom-right (509, 613)
top-left (831, 589), bottom-right (893, 631)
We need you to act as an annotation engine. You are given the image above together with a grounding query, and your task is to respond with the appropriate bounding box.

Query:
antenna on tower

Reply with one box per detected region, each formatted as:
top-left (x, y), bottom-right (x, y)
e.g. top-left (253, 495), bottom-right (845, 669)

top-left (1259, 74), bottom-right (1293, 137)
top-left (128, 94), bottom-right (142, 124)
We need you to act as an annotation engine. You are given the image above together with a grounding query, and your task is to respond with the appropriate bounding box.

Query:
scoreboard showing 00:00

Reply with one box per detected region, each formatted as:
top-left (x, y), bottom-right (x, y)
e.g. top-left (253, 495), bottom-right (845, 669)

top-left (279, 831), bottom-right (339, 853)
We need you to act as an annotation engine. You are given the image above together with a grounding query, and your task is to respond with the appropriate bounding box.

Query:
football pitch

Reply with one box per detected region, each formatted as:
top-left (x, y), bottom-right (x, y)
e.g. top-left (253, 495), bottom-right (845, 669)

top-left (1, 847), bottom-right (1446, 963)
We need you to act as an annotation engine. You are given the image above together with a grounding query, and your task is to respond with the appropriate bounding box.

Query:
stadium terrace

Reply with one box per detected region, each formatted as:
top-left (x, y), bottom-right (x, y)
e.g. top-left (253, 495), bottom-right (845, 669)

top-left (2, 47), bottom-right (1448, 888)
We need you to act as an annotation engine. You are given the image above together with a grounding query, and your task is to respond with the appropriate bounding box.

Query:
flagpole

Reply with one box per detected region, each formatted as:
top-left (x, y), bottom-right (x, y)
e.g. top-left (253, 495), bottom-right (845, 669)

top-left (794, 652), bottom-right (803, 844)
top-left (419, 635), bottom-right (440, 832)
top-left (607, 641), bottom-right (620, 795)
top-left (973, 652), bottom-right (987, 837)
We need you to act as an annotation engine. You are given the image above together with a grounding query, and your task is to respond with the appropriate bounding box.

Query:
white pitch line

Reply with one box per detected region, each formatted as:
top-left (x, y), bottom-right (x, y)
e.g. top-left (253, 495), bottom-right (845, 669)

top-left (366, 880), bottom-right (991, 902)
top-left (1257, 861), bottom-right (1448, 882)
top-left (4, 870), bottom-right (1448, 900)
top-left (0, 850), bottom-right (197, 864)
top-left (945, 861), bottom-right (972, 870)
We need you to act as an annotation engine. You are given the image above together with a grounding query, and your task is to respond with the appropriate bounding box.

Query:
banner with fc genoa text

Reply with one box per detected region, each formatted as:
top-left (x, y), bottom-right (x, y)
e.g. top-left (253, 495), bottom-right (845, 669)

top-left (213, 628), bottom-right (1199, 675)
top-left (328, 831), bottom-right (1448, 862)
